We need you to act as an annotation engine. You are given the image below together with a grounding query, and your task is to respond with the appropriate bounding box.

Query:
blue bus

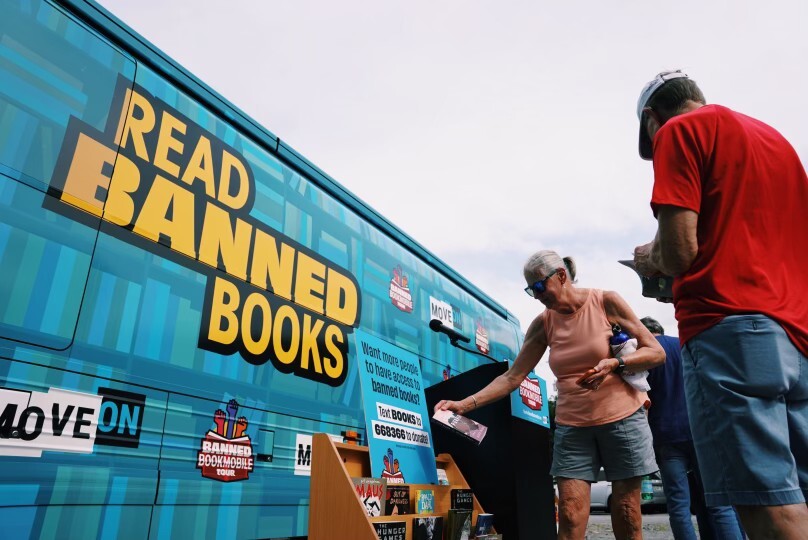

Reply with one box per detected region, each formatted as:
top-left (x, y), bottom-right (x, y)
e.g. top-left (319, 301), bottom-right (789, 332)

top-left (0, 1), bottom-right (524, 538)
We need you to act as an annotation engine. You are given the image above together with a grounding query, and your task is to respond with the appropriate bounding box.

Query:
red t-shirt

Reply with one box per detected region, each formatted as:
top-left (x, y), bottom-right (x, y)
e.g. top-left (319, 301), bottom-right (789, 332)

top-left (650, 105), bottom-right (808, 356)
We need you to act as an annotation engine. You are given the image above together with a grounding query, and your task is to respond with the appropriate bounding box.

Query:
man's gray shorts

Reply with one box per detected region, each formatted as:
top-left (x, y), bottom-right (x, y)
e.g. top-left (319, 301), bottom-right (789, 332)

top-left (551, 407), bottom-right (658, 482)
top-left (683, 314), bottom-right (808, 506)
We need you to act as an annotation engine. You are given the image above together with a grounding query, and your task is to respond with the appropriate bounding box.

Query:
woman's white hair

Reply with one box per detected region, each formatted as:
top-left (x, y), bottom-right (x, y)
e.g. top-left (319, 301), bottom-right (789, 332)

top-left (523, 250), bottom-right (577, 282)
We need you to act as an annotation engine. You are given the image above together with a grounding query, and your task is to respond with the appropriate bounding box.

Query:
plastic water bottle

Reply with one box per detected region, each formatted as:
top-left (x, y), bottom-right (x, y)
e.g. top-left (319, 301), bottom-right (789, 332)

top-left (641, 475), bottom-right (654, 501)
top-left (609, 324), bottom-right (650, 392)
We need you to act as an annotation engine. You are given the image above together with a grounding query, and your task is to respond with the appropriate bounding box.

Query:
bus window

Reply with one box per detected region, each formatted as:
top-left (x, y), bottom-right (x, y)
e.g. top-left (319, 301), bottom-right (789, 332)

top-left (0, 0), bottom-right (135, 349)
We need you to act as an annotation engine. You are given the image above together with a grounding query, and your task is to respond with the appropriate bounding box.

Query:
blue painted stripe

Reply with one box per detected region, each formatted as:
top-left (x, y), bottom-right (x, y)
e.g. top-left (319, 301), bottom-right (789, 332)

top-left (146, 279), bottom-right (169, 359)
top-left (61, 358), bottom-right (82, 389)
top-left (0, 106), bottom-right (32, 165)
top-left (88, 272), bottom-right (115, 346)
top-left (0, 222), bottom-right (11, 263)
top-left (99, 477), bottom-right (127, 540)
top-left (0, 483), bottom-right (39, 506)
top-left (160, 293), bottom-right (179, 362)
top-left (116, 281), bottom-right (141, 352)
top-left (156, 479), bottom-right (178, 539)
top-left (0, 45), bottom-right (87, 106)
top-left (23, 241), bottom-right (60, 331)
top-left (134, 278), bottom-right (169, 359)
top-left (40, 246), bottom-right (78, 335)
top-left (0, 69), bottom-right (79, 127)
top-left (203, 349), bottom-right (222, 376)
top-left (216, 486), bottom-right (242, 539)
top-left (0, 172), bottom-right (19, 205)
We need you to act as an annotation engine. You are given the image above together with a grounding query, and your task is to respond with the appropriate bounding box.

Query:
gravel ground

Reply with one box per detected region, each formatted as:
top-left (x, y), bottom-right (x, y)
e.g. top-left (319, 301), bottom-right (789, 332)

top-left (586, 512), bottom-right (696, 539)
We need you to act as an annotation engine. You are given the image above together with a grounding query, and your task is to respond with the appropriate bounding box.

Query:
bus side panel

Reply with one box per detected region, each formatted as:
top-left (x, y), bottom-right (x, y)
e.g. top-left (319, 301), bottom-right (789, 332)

top-left (0, 0), bottom-right (135, 349)
top-left (0, 362), bottom-right (166, 539)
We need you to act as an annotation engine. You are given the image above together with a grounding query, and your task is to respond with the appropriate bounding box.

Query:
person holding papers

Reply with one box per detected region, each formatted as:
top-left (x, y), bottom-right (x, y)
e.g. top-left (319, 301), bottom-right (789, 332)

top-left (435, 249), bottom-right (664, 540)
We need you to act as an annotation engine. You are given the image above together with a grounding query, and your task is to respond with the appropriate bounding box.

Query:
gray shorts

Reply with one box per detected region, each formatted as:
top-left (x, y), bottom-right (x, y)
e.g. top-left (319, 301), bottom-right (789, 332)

top-left (683, 314), bottom-right (808, 506)
top-left (551, 407), bottom-right (658, 482)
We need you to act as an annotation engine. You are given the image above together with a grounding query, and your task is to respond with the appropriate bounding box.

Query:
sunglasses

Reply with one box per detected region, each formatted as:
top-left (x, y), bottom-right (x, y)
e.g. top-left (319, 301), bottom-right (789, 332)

top-left (524, 269), bottom-right (559, 298)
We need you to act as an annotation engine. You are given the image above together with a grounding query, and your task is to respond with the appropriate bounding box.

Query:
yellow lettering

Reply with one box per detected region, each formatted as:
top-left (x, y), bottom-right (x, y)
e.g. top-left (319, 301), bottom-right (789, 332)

top-left (323, 325), bottom-right (345, 380)
top-left (153, 110), bottom-right (187, 178)
top-left (132, 175), bottom-right (196, 258)
top-left (198, 202), bottom-right (252, 280)
top-left (121, 90), bottom-right (156, 161)
top-left (180, 135), bottom-right (216, 198)
top-left (272, 305), bottom-right (299, 365)
top-left (241, 292), bottom-right (271, 356)
top-left (249, 229), bottom-right (295, 299)
top-left (300, 314), bottom-right (324, 374)
top-left (295, 253), bottom-right (326, 315)
top-left (60, 133), bottom-right (116, 217)
top-left (325, 268), bottom-right (359, 325)
top-left (207, 277), bottom-right (240, 345)
top-left (218, 150), bottom-right (250, 210)
top-left (104, 154), bottom-right (140, 226)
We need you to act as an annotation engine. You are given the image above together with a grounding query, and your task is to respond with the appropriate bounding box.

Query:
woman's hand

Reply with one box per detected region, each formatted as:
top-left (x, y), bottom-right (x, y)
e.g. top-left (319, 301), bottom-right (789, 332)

top-left (576, 358), bottom-right (619, 390)
top-left (433, 399), bottom-right (468, 415)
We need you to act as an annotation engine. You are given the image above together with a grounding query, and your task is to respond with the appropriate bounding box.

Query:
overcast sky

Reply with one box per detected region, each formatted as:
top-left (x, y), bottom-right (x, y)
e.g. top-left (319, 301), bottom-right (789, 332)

top-left (97, 0), bottom-right (807, 388)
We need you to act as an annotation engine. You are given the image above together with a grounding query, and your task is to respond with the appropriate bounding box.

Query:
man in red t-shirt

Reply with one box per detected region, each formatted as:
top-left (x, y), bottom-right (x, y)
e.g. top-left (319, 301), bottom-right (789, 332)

top-left (631, 70), bottom-right (808, 539)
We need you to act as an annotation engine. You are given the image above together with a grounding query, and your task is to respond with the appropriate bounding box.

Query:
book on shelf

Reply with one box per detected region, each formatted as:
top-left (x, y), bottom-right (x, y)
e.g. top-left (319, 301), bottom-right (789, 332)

top-left (414, 488), bottom-right (435, 514)
top-left (372, 521), bottom-right (406, 540)
top-left (436, 468), bottom-right (450, 486)
top-left (446, 508), bottom-right (472, 540)
top-left (431, 409), bottom-right (488, 445)
top-left (473, 513), bottom-right (495, 537)
top-left (384, 485), bottom-right (410, 515)
top-left (450, 488), bottom-right (474, 510)
top-left (352, 476), bottom-right (386, 517)
top-left (412, 516), bottom-right (444, 540)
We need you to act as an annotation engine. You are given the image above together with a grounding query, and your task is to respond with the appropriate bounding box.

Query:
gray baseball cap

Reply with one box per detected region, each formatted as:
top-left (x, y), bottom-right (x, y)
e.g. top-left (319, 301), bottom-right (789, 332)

top-left (637, 69), bottom-right (690, 160)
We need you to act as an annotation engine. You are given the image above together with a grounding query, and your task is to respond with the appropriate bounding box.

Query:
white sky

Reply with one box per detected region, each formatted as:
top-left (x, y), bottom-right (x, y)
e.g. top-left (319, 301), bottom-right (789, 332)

top-left (97, 0), bottom-right (807, 389)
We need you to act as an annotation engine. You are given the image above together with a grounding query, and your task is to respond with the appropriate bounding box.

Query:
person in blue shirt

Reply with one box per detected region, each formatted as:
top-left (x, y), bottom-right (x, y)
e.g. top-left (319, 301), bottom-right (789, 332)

top-left (641, 316), bottom-right (745, 540)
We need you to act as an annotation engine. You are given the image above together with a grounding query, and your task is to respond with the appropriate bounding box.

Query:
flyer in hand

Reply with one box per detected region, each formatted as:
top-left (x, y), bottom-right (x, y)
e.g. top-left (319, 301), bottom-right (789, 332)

top-left (431, 409), bottom-right (488, 445)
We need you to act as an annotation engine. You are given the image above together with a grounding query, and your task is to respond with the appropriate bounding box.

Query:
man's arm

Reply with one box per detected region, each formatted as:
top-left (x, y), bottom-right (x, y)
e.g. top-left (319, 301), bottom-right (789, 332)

top-left (635, 205), bottom-right (699, 276)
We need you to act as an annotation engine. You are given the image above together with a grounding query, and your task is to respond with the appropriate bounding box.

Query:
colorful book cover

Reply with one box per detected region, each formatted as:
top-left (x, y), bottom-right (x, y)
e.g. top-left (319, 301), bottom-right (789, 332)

top-left (352, 477), bottom-right (386, 517)
top-left (373, 521), bottom-right (406, 540)
top-left (414, 489), bottom-right (435, 514)
top-left (436, 468), bottom-right (450, 486)
top-left (412, 516), bottom-right (444, 540)
top-left (385, 485), bottom-right (410, 515)
top-left (450, 488), bottom-right (474, 510)
top-left (446, 509), bottom-right (472, 540)
top-left (473, 513), bottom-right (494, 537)
top-left (431, 409), bottom-right (488, 445)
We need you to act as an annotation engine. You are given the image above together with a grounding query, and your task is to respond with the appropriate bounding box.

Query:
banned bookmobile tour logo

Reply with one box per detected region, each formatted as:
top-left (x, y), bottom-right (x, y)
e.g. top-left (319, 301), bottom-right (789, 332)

top-left (519, 377), bottom-right (543, 410)
top-left (46, 77), bottom-right (362, 388)
top-left (196, 400), bottom-right (254, 482)
top-left (389, 265), bottom-right (413, 313)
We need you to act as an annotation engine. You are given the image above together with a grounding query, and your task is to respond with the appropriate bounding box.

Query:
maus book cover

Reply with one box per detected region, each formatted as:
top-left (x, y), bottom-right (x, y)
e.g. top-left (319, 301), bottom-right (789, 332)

top-left (413, 516), bottom-right (444, 540)
top-left (352, 477), bottom-right (386, 517)
top-left (373, 521), bottom-right (406, 540)
top-left (431, 409), bottom-right (488, 445)
top-left (385, 485), bottom-right (410, 515)
top-left (450, 488), bottom-right (474, 510)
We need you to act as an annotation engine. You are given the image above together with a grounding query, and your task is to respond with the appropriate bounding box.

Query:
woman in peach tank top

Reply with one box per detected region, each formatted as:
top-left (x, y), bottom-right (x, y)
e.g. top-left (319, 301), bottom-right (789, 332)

top-left (434, 250), bottom-right (664, 540)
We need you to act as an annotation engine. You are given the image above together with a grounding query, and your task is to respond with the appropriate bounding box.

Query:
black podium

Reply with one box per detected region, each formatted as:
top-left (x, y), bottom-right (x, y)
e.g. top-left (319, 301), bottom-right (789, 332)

top-left (425, 362), bottom-right (557, 540)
